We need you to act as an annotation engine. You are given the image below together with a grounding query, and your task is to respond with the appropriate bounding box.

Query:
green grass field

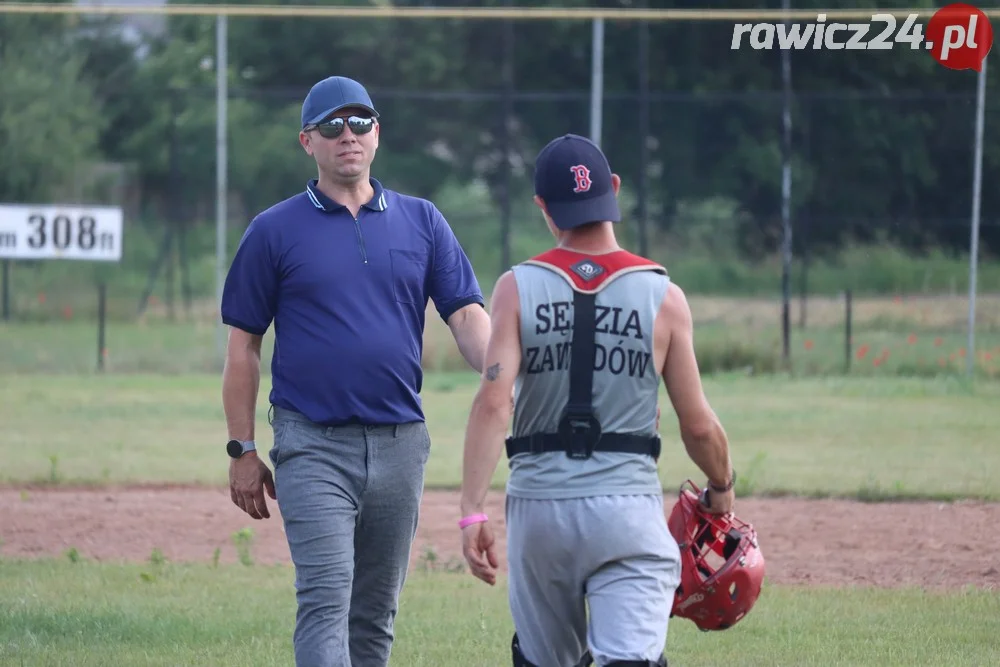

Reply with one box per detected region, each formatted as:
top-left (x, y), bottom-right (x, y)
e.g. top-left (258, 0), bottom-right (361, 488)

top-left (2, 347), bottom-right (1000, 664)
top-left (2, 372), bottom-right (999, 500)
top-left (1, 560), bottom-right (997, 667)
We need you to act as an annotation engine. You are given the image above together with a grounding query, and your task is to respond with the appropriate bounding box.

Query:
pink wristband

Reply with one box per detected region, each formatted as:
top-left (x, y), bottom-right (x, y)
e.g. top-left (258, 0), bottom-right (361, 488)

top-left (458, 513), bottom-right (488, 529)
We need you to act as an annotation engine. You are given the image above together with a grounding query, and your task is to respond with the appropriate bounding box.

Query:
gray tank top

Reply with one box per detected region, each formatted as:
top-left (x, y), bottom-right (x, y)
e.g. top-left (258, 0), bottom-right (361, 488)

top-left (506, 258), bottom-right (671, 500)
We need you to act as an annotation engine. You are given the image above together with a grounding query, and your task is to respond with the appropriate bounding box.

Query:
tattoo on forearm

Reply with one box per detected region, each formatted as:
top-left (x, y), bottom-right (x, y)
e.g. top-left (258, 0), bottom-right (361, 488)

top-left (485, 363), bottom-right (501, 381)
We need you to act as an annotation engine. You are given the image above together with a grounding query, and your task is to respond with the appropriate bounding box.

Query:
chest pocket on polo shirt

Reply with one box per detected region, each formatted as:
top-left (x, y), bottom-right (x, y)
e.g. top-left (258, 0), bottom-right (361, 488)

top-left (389, 249), bottom-right (429, 305)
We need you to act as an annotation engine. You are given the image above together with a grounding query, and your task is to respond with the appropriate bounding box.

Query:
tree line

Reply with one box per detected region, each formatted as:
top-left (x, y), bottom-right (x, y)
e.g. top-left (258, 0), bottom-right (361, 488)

top-left (1, 0), bottom-right (997, 263)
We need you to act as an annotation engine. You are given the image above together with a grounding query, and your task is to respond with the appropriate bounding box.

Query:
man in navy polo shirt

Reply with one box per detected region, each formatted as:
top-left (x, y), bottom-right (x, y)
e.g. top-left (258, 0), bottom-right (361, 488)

top-left (220, 75), bottom-right (491, 667)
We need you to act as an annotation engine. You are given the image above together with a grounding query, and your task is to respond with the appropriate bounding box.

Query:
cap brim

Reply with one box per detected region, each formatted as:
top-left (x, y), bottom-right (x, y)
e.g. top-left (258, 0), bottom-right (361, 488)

top-left (545, 192), bottom-right (621, 230)
top-left (304, 104), bottom-right (379, 127)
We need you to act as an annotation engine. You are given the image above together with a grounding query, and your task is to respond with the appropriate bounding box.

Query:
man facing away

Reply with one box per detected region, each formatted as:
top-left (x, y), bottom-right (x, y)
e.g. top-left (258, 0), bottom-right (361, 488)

top-left (220, 75), bottom-right (491, 667)
top-left (457, 134), bottom-right (737, 667)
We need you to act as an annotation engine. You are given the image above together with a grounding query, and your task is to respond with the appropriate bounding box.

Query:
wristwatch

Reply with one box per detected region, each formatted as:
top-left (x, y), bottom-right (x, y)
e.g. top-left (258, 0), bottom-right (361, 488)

top-left (708, 470), bottom-right (737, 493)
top-left (226, 439), bottom-right (256, 459)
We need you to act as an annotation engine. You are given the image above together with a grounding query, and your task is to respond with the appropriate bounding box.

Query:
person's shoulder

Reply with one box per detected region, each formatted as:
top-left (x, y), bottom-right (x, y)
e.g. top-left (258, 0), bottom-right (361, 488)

top-left (658, 277), bottom-right (691, 324)
top-left (253, 191), bottom-right (313, 226)
top-left (489, 269), bottom-right (520, 313)
top-left (382, 187), bottom-right (446, 223)
top-left (239, 192), bottom-right (313, 245)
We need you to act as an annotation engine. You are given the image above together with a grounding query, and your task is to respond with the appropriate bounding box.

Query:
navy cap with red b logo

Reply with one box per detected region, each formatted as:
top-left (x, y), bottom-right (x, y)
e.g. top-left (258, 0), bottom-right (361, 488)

top-left (533, 134), bottom-right (621, 231)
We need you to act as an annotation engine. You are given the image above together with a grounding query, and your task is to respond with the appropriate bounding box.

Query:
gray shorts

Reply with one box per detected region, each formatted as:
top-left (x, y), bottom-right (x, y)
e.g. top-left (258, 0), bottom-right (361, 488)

top-left (505, 493), bottom-right (681, 667)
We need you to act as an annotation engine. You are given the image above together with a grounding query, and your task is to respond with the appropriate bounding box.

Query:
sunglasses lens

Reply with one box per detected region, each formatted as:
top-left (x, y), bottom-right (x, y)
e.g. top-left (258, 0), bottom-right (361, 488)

top-left (348, 116), bottom-right (375, 134)
top-left (317, 118), bottom-right (345, 138)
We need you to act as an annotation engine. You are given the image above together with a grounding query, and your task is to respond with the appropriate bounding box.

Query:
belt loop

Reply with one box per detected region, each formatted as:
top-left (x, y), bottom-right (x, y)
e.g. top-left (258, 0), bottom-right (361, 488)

top-left (267, 404), bottom-right (275, 426)
top-left (394, 424), bottom-right (400, 438)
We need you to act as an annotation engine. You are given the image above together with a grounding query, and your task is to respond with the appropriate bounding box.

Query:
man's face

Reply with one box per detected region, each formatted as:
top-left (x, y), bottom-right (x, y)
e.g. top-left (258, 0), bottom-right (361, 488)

top-left (299, 107), bottom-right (380, 182)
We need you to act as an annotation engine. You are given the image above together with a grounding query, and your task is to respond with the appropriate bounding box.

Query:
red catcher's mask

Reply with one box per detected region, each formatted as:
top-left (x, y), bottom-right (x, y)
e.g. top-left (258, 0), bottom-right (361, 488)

top-left (667, 480), bottom-right (765, 631)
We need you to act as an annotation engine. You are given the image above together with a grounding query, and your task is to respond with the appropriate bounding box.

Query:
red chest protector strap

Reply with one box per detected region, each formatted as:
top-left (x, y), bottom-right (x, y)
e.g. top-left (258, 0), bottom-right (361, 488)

top-left (505, 248), bottom-right (666, 461)
top-left (520, 247), bottom-right (668, 294)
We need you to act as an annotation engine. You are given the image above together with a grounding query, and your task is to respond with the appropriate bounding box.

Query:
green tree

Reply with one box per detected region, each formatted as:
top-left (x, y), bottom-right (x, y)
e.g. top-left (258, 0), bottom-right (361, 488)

top-left (0, 11), bottom-right (106, 204)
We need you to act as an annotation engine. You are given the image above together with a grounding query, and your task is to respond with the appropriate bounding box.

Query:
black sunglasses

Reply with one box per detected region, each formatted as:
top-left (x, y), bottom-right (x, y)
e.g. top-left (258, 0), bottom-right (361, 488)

top-left (309, 115), bottom-right (376, 139)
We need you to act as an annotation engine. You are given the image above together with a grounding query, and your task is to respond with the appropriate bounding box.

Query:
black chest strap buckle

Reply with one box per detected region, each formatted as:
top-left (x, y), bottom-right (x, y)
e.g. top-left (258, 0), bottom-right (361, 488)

top-left (558, 408), bottom-right (602, 460)
top-left (557, 288), bottom-right (600, 460)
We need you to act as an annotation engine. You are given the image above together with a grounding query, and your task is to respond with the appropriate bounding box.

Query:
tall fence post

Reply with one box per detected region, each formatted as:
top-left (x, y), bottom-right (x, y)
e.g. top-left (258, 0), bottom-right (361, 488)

top-left (779, 0), bottom-right (794, 370)
top-left (1, 259), bottom-right (10, 321)
top-left (499, 0), bottom-right (514, 277)
top-left (844, 289), bottom-right (852, 374)
top-left (589, 17), bottom-right (604, 146)
top-left (636, 2), bottom-right (650, 257)
top-left (97, 282), bottom-right (107, 373)
top-left (967, 57), bottom-right (987, 378)
top-left (215, 12), bottom-right (229, 367)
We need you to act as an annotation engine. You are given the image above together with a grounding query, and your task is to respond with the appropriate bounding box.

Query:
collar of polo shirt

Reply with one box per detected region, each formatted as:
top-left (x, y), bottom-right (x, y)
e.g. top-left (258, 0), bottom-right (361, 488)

top-left (305, 178), bottom-right (389, 214)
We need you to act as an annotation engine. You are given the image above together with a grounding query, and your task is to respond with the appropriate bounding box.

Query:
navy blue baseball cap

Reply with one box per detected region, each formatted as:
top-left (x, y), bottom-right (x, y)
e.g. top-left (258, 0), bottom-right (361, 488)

top-left (533, 134), bottom-right (620, 230)
top-left (301, 76), bottom-right (379, 128)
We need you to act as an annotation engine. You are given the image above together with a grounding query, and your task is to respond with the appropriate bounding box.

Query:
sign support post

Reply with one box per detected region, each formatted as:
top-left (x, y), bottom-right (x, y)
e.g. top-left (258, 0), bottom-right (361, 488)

top-left (0, 203), bottom-right (124, 371)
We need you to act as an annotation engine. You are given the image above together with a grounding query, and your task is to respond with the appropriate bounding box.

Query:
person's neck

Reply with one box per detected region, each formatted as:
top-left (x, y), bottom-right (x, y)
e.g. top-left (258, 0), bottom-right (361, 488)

top-left (556, 224), bottom-right (621, 255)
top-left (316, 174), bottom-right (373, 218)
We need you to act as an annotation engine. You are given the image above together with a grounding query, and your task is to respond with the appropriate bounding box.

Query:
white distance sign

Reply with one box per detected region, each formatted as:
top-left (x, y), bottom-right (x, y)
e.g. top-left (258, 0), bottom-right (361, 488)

top-left (0, 204), bottom-right (123, 262)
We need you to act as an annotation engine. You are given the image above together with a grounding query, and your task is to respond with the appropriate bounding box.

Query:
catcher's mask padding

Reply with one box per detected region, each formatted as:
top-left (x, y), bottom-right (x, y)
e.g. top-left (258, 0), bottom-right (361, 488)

top-left (667, 480), bottom-right (765, 632)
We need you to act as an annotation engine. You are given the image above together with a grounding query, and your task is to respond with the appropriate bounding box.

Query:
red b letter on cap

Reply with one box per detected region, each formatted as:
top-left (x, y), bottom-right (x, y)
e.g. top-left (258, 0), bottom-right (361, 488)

top-left (570, 165), bottom-right (592, 193)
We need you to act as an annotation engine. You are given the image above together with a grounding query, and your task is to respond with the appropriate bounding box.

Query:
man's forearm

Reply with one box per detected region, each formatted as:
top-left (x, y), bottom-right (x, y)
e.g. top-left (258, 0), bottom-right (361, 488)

top-left (459, 395), bottom-right (510, 516)
top-left (450, 305), bottom-right (491, 373)
top-left (682, 417), bottom-right (733, 487)
top-left (222, 351), bottom-right (260, 441)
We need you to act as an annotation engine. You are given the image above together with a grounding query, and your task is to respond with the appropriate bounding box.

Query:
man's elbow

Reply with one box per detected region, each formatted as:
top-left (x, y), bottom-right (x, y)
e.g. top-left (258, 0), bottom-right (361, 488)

top-left (679, 416), bottom-right (721, 448)
top-left (472, 386), bottom-right (512, 420)
top-left (447, 301), bottom-right (484, 327)
top-left (450, 306), bottom-right (491, 368)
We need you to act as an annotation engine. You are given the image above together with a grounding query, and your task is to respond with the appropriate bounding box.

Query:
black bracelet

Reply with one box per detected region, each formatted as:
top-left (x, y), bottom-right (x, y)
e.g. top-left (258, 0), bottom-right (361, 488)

top-left (708, 470), bottom-right (736, 493)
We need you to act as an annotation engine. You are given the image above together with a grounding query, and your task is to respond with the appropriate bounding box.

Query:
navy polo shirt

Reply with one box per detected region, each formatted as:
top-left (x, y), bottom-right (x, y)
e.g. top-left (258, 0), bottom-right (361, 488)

top-left (221, 178), bottom-right (484, 426)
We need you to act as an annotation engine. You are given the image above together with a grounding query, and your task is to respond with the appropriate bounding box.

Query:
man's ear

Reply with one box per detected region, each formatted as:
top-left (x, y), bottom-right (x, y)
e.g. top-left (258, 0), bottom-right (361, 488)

top-left (611, 173), bottom-right (621, 196)
top-left (534, 195), bottom-right (559, 240)
top-left (299, 130), bottom-right (313, 155)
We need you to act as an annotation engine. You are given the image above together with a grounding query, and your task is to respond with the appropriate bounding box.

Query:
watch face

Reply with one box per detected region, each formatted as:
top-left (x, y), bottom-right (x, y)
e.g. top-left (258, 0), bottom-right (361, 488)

top-left (227, 440), bottom-right (243, 458)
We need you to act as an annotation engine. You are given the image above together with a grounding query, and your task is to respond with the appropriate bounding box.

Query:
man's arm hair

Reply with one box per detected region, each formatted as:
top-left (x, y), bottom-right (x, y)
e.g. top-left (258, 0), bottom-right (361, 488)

top-left (459, 271), bottom-right (521, 517)
top-left (222, 327), bottom-right (263, 442)
top-left (658, 283), bottom-right (733, 487)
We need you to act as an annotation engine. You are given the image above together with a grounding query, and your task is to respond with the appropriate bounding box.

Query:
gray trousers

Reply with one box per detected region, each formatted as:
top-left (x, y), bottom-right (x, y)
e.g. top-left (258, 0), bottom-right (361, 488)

top-left (268, 406), bottom-right (432, 667)
top-left (506, 494), bottom-right (682, 667)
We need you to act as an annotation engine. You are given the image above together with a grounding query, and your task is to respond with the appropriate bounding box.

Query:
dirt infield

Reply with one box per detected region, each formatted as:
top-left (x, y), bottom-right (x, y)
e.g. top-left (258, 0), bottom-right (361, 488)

top-left (2, 486), bottom-right (998, 591)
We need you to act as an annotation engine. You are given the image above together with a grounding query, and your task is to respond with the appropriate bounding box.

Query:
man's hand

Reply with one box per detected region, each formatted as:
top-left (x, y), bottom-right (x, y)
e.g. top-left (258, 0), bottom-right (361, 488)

top-left (229, 452), bottom-right (276, 519)
top-left (701, 485), bottom-right (735, 515)
top-left (462, 521), bottom-right (499, 585)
